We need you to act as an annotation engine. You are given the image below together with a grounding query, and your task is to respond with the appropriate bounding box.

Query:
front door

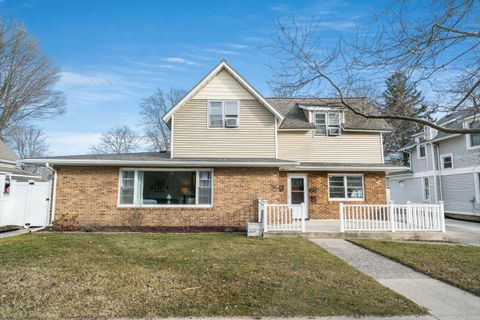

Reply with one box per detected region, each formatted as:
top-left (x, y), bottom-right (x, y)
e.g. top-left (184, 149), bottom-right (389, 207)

top-left (288, 174), bottom-right (308, 219)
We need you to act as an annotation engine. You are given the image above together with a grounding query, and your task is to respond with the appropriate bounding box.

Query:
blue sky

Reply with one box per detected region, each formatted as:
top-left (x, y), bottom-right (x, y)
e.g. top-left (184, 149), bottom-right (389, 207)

top-left (1, 0), bottom-right (389, 155)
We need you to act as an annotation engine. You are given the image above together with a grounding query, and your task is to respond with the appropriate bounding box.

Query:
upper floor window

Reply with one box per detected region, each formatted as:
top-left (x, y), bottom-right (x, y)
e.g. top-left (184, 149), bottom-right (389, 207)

top-left (314, 112), bottom-right (341, 136)
top-left (417, 144), bottom-right (426, 158)
top-left (441, 154), bottom-right (453, 169)
top-left (467, 120), bottom-right (480, 149)
top-left (208, 100), bottom-right (239, 128)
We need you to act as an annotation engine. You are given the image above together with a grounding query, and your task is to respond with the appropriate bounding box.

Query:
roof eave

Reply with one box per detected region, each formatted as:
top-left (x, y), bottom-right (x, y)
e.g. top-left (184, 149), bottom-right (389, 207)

top-left (22, 159), bottom-right (297, 167)
top-left (281, 165), bottom-right (409, 172)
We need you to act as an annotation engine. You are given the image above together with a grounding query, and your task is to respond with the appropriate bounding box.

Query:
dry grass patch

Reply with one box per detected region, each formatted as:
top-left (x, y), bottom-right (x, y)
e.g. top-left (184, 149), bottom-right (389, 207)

top-left (350, 239), bottom-right (480, 296)
top-left (0, 233), bottom-right (424, 319)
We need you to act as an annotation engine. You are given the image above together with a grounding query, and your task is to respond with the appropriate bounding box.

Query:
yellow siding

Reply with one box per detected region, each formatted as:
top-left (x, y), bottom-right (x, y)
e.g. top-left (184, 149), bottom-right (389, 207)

top-left (278, 131), bottom-right (383, 163)
top-left (173, 99), bottom-right (276, 158)
top-left (193, 70), bottom-right (255, 100)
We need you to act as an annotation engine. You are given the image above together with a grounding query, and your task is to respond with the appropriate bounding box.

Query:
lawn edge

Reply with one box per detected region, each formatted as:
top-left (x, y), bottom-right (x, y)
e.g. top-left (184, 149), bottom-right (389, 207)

top-left (347, 238), bottom-right (479, 297)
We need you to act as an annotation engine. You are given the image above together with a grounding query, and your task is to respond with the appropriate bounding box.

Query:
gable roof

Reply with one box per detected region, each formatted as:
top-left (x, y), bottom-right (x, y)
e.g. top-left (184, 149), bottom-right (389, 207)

top-left (400, 110), bottom-right (478, 151)
top-left (162, 60), bottom-right (284, 124)
top-left (267, 98), bottom-right (391, 131)
top-left (0, 140), bottom-right (19, 162)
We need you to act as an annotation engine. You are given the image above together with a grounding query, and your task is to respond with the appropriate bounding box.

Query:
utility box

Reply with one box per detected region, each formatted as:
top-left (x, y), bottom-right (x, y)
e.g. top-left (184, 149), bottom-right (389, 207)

top-left (247, 222), bottom-right (263, 237)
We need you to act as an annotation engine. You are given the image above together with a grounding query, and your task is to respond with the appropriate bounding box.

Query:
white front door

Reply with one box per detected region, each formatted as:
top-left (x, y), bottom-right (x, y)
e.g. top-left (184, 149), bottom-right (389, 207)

top-left (288, 174), bottom-right (308, 219)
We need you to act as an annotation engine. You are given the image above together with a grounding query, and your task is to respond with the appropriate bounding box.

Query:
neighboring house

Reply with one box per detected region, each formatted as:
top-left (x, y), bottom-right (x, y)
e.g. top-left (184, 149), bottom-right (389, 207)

top-left (23, 60), bottom-right (404, 231)
top-left (0, 140), bottom-right (40, 186)
top-left (389, 111), bottom-right (480, 220)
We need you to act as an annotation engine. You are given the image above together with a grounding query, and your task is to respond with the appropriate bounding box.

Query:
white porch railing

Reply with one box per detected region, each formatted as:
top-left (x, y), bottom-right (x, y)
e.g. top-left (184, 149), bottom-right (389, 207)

top-left (340, 201), bottom-right (445, 232)
top-left (258, 199), bottom-right (306, 232)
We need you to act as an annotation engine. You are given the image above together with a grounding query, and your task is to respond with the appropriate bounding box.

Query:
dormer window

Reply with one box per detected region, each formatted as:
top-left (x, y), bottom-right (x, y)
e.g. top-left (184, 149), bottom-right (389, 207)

top-left (208, 100), bottom-right (239, 128)
top-left (314, 112), bottom-right (341, 136)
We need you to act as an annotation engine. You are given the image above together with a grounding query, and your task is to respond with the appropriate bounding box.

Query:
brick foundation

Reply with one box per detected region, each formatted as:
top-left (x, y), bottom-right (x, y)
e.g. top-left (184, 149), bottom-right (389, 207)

top-left (53, 166), bottom-right (386, 230)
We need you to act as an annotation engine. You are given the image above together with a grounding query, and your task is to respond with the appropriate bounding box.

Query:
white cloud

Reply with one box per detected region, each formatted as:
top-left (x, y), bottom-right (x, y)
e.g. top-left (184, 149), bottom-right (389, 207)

top-left (163, 57), bottom-right (199, 65)
top-left (46, 132), bottom-right (101, 155)
top-left (203, 48), bottom-right (240, 55)
top-left (316, 20), bottom-right (357, 30)
top-left (224, 43), bottom-right (249, 49)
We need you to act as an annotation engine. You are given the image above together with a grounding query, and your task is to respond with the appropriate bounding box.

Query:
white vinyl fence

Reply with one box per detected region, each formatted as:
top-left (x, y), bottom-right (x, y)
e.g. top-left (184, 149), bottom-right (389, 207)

top-left (0, 177), bottom-right (51, 227)
top-left (340, 201), bottom-right (445, 232)
top-left (258, 200), bottom-right (306, 232)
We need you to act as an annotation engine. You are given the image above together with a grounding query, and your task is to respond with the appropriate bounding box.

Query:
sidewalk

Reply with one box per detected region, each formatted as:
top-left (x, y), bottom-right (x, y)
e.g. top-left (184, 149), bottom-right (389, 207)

top-left (0, 228), bottom-right (29, 239)
top-left (311, 239), bottom-right (480, 320)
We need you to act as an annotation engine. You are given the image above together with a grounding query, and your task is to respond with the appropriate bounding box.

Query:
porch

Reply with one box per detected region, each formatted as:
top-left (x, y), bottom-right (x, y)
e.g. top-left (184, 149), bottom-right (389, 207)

top-left (257, 200), bottom-right (447, 241)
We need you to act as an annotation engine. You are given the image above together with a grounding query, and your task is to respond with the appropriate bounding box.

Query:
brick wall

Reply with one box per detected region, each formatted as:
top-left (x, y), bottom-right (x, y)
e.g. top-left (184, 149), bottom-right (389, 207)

top-left (53, 166), bottom-right (386, 230)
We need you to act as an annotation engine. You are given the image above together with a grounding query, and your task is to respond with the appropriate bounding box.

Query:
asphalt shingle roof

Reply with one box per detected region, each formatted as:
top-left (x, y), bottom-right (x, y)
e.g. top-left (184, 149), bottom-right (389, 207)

top-left (0, 140), bottom-right (19, 162)
top-left (266, 98), bottom-right (391, 131)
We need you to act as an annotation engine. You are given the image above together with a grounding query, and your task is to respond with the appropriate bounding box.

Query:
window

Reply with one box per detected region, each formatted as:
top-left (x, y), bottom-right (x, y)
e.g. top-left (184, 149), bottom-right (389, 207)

top-left (119, 171), bottom-right (135, 204)
top-left (328, 175), bottom-right (364, 200)
top-left (467, 120), bottom-right (480, 149)
top-left (423, 177), bottom-right (430, 200)
top-left (119, 169), bottom-right (213, 206)
top-left (314, 112), bottom-right (341, 136)
top-left (208, 100), bottom-right (239, 128)
top-left (441, 154), bottom-right (453, 169)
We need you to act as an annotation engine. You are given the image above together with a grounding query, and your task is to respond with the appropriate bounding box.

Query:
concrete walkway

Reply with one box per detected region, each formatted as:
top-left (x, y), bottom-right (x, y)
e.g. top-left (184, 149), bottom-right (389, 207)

top-left (0, 228), bottom-right (28, 239)
top-left (311, 239), bottom-right (480, 320)
top-left (446, 218), bottom-right (480, 246)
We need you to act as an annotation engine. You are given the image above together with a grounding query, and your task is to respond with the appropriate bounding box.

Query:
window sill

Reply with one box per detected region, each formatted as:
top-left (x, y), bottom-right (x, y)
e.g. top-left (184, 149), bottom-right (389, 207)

top-left (328, 198), bottom-right (365, 202)
top-left (117, 204), bottom-right (213, 209)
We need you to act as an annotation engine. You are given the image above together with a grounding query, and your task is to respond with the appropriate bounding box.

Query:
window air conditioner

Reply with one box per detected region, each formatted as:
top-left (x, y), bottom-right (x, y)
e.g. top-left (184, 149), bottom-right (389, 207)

top-left (328, 127), bottom-right (341, 136)
top-left (225, 117), bottom-right (239, 127)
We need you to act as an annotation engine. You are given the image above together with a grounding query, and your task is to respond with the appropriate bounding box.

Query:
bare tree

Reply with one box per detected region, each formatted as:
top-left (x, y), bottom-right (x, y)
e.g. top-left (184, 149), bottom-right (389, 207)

top-left (90, 125), bottom-right (139, 154)
top-left (6, 125), bottom-right (48, 158)
top-left (139, 88), bottom-right (187, 151)
top-left (0, 20), bottom-right (65, 139)
top-left (270, 0), bottom-right (480, 134)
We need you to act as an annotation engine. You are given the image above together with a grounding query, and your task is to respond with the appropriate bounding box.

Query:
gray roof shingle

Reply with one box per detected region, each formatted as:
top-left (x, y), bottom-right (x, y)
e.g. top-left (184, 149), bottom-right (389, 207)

top-left (0, 140), bottom-right (19, 162)
top-left (266, 98), bottom-right (391, 131)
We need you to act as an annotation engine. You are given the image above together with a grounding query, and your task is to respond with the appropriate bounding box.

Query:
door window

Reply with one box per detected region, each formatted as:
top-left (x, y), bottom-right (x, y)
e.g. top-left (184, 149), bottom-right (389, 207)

top-left (290, 178), bottom-right (305, 204)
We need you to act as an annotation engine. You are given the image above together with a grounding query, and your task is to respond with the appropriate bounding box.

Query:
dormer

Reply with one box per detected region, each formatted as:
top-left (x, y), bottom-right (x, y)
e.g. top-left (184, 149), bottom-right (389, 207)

top-left (297, 105), bottom-right (345, 137)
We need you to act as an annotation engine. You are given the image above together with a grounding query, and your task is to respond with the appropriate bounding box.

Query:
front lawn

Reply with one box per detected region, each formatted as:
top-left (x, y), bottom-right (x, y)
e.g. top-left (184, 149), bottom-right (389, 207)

top-left (0, 233), bottom-right (424, 319)
top-left (350, 239), bottom-right (480, 296)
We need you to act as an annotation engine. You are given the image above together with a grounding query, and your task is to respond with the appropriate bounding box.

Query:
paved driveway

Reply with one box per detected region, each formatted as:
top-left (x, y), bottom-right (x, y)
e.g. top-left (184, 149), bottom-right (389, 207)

top-left (446, 218), bottom-right (480, 246)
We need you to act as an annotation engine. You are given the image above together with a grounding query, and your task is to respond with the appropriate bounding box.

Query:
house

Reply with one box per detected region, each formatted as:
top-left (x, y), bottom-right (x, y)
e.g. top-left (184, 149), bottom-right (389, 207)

top-left (389, 111), bottom-right (480, 220)
top-left (23, 60), bottom-right (406, 231)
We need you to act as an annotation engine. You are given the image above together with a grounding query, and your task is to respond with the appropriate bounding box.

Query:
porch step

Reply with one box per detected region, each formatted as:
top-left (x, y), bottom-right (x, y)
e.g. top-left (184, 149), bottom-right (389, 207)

top-left (264, 231), bottom-right (448, 241)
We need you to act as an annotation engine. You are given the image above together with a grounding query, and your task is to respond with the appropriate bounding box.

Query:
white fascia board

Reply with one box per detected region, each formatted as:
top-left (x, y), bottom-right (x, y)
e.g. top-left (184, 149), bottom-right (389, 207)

top-left (162, 61), bottom-right (284, 123)
top-left (342, 129), bottom-right (391, 133)
top-left (21, 159), bottom-right (298, 167)
top-left (281, 165), bottom-right (409, 172)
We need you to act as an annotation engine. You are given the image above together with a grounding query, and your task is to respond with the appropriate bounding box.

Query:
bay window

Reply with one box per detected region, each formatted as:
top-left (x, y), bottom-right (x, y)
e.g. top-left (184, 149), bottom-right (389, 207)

top-left (328, 174), bottom-right (364, 200)
top-left (119, 169), bottom-right (213, 207)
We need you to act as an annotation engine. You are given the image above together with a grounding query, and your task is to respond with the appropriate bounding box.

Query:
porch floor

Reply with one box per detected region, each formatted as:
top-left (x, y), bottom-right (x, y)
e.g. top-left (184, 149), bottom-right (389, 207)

top-left (305, 219), bottom-right (341, 233)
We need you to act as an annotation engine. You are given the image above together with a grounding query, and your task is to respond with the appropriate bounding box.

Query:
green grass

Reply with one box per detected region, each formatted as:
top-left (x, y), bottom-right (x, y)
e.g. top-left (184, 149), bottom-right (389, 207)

top-left (350, 239), bottom-right (480, 296)
top-left (0, 233), bottom-right (424, 319)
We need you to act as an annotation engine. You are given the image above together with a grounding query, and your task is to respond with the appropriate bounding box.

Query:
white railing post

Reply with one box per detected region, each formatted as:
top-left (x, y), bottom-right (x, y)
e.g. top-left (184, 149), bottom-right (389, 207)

top-left (339, 202), bottom-right (345, 232)
top-left (301, 202), bottom-right (306, 232)
top-left (262, 203), bottom-right (268, 232)
top-left (439, 201), bottom-right (445, 232)
top-left (257, 199), bottom-right (262, 222)
top-left (389, 200), bottom-right (396, 232)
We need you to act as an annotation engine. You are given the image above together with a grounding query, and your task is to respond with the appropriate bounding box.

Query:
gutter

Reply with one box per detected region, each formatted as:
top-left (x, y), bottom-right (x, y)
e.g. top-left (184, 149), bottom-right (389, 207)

top-left (22, 159), bottom-right (298, 167)
top-left (282, 165), bottom-right (409, 172)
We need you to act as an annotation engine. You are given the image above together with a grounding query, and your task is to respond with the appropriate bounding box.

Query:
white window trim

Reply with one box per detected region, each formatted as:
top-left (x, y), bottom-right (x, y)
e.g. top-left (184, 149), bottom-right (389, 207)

top-left (313, 112), bottom-right (342, 137)
top-left (328, 173), bottom-right (365, 201)
top-left (422, 176), bottom-right (430, 201)
top-left (117, 168), bottom-right (214, 208)
top-left (440, 153), bottom-right (454, 170)
top-left (417, 143), bottom-right (426, 159)
top-left (207, 100), bottom-right (240, 129)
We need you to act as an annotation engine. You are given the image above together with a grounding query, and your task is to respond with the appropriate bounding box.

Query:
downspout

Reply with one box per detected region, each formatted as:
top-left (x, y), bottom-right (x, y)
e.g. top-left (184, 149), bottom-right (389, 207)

top-left (45, 162), bottom-right (57, 226)
top-left (434, 143), bottom-right (444, 201)
top-left (429, 142), bottom-right (439, 203)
